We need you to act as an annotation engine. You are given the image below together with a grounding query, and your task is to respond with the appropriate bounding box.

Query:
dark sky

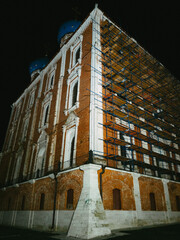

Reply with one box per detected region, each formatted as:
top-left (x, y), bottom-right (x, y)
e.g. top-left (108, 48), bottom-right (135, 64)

top-left (0, 0), bottom-right (180, 150)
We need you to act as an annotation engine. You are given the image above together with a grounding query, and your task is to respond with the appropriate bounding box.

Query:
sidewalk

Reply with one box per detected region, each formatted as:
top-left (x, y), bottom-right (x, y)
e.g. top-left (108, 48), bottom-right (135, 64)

top-left (0, 223), bottom-right (180, 240)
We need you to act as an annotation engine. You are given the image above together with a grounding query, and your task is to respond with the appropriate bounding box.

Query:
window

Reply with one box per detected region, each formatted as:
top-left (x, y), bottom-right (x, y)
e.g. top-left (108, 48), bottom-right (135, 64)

top-left (50, 75), bottom-right (54, 88)
top-left (64, 127), bottom-right (76, 168)
top-left (7, 198), bottom-right (11, 211)
top-left (46, 71), bottom-right (55, 91)
top-left (71, 81), bottom-right (78, 108)
top-left (75, 47), bottom-right (80, 65)
top-left (22, 118), bottom-right (29, 141)
top-left (40, 193), bottom-right (45, 210)
top-left (14, 104), bottom-right (21, 121)
top-left (21, 195), bottom-right (26, 210)
top-left (60, 112), bottom-right (79, 169)
top-left (150, 192), bottom-right (156, 211)
top-left (176, 196), bottom-right (180, 211)
top-left (113, 189), bottom-right (121, 210)
top-left (67, 189), bottom-right (74, 209)
top-left (42, 103), bottom-right (50, 127)
top-left (65, 67), bottom-right (81, 115)
top-left (44, 105), bottom-right (49, 125)
top-left (68, 80), bottom-right (79, 111)
top-left (70, 136), bottom-right (75, 167)
top-left (28, 90), bottom-right (35, 107)
top-left (13, 153), bottom-right (23, 181)
top-left (36, 146), bottom-right (46, 177)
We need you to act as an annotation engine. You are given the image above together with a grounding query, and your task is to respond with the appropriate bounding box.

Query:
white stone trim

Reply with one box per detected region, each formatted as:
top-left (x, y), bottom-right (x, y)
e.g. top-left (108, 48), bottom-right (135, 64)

top-left (60, 113), bottom-right (79, 169)
top-left (68, 35), bottom-right (83, 74)
top-left (89, 7), bottom-right (104, 155)
top-left (64, 66), bottom-right (81, 116)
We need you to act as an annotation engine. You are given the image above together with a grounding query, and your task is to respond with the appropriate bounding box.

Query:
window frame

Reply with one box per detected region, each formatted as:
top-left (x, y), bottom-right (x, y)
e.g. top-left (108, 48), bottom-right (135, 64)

top-left (60, 113), bottom-right (79, 169)
top-left (68, 35), bottom-right (83, 72)
top-left (40, 94), bottom-right (52, 130)
top-left (46, 68), bottom-right (56, 92)
top-left (64, 67), bottom-right (81, 116)
top-left (28, 89), bottom-right (36, 108)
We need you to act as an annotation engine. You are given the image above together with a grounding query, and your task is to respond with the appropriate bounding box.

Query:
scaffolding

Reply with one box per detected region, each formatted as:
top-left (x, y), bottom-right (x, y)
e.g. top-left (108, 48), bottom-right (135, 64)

top-left (92, 17), bottom-right (180, 182)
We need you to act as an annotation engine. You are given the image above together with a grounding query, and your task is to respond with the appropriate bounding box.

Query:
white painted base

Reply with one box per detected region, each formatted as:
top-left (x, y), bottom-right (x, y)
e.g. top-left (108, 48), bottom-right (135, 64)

top-left (67, 164), bottom-right (111, 239)
top-left (0, 210), bottom-right (74, 233)
top-left (106, 210), bottom-right (180, 231)
top-left (0, 167), bottom-right (180, 238)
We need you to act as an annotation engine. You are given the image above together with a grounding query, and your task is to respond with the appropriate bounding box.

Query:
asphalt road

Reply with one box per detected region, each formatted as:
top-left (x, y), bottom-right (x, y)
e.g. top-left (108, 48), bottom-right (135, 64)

top-left (0, 223), bottom-right (180, 240)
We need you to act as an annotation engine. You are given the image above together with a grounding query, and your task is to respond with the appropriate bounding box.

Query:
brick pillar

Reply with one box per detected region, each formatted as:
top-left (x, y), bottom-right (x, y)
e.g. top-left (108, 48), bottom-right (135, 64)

top-left (67, 164), bottom-right (111, 239)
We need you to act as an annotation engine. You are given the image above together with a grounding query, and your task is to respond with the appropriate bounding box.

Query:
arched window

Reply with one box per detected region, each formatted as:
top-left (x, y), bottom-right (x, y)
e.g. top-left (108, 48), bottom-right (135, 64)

top-left (176, 196), bottom-right (180, 211)
top-left (44, 105), bottom-right (49, 125)
top-left (67, 189), bottom-right (74, 209)
top-left (113, 189), bottom-right (121, 210)
top-left (21, 195), bottom-right (26, 210)
top-left (13, 153), bottom-right (23, 181)
top-left (71, 81), bottom-right (78, 107)
top-left (149, 192), bottom-right (156, 211)
top-left (50, 75), bottom-right (54, 88)
top-left (7, 197), bottom-right (11, 211)
top-left (75, 47), bottom-right (80, 64)
top-left (70, 136), bottom-right (75, 167)
top-left (64, 127), bottom-right (76, 168)
top-left (36, 146), bottom-right (46, 177)
top-left (40, 193), bottom-right (45, 210)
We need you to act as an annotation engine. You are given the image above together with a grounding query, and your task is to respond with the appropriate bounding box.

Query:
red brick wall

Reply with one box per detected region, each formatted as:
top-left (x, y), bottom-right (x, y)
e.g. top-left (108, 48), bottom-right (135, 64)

top-left (139, 176), bottom-right (167, 211)
top-left (100, 169), bottom-right (136, 210)
top-left (168, 182), bottom-right (180, 211)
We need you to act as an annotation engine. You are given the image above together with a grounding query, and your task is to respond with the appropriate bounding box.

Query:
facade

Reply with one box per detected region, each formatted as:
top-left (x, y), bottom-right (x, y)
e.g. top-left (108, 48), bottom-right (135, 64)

top-left (0, 6), bottom-right (180, 239)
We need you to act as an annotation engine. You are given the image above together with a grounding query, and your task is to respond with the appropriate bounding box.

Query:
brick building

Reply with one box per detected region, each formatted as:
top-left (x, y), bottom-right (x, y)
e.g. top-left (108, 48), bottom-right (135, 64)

top-left (0, 6), bottom-right (180, 239)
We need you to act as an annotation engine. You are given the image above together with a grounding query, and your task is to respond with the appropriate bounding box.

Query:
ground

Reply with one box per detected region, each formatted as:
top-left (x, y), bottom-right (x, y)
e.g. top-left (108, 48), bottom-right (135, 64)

top-left (0, 224), bottom-right (180, 240)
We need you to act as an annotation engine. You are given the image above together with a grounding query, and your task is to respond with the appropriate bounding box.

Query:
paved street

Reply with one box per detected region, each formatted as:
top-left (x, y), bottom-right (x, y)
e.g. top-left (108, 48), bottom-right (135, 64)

top-left (0, 223), bottom-right (180, 240)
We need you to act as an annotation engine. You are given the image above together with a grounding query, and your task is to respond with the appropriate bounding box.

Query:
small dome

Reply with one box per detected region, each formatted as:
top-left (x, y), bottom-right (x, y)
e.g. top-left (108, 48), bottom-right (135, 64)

top-left (57, 20), bottom-right (81, 44)
top-left (29, 57), bottom-right (49, 75)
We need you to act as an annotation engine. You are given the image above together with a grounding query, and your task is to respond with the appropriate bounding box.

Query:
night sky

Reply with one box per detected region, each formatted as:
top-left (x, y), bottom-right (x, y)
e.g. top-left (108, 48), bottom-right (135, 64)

top-left (0, 0), bottom-right (180, 150)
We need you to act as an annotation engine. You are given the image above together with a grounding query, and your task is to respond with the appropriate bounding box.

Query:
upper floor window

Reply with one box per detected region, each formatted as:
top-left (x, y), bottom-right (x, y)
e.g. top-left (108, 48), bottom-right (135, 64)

top-left (69, 35), bottom-right (83, 72)
top-left (21, 117), bottom-right (29, 141)
top-left (60, 112), bottom-right (79, 169)
top-left (14, 104), bottom-right (21, 122)
top-left (65, 69), bottom-right (81, 116)
top-left (74, 47), bottom-right (80, 66)
top-left (28, 90), bottom-right (35, 108)
top-left (70, 80), bottom-right (78, 109)
top-left (43, 105), bottom-right (49, 126)
top-left (46, 70), bottom-right (55, 91)
top-left (40, 92), bottom-right (52, 130)
top-left (64, 127), bottom-right (76, 168)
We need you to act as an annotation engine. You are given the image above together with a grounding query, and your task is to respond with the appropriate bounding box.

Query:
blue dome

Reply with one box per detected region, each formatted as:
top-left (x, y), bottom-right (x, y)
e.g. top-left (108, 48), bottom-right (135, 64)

top-left (29, 57), bottom-right (49, 75)
top-left (57, 20), bottom-right (81, 43)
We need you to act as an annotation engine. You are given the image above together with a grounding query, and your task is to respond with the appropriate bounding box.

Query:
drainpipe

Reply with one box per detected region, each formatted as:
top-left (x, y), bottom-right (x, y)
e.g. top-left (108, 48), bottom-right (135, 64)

top-left (99, 165), bottom-right (105, 200)
top-left (51, 172), bottom-right (58, 230)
